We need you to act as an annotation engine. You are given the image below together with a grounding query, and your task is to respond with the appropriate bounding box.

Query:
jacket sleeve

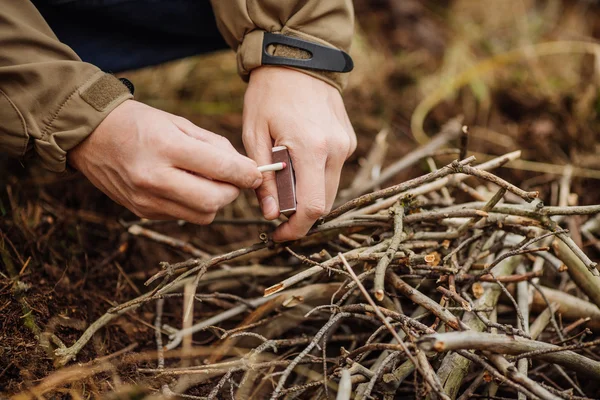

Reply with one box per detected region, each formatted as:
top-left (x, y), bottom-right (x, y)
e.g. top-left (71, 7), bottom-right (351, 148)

top-left (0, 0), bottom-right (132, 172)
top-left (209, 0), bottom-right (354, 92)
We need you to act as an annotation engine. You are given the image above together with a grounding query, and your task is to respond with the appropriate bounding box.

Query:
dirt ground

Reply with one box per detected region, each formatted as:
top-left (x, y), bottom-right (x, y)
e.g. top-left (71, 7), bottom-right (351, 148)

top-left (3, 0), bottom-right (600, 397)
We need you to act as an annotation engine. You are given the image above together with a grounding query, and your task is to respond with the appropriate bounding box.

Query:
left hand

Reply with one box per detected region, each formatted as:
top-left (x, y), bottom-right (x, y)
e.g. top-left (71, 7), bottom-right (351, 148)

top-left (243, 66), bottom-right (357, 241)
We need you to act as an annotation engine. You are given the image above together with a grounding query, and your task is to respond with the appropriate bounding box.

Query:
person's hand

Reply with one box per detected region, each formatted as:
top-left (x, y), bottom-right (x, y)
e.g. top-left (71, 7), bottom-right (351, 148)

top-left (69, 100), bottom-right (262, 224)
top-left (243, 67), bottom-right (357, 241)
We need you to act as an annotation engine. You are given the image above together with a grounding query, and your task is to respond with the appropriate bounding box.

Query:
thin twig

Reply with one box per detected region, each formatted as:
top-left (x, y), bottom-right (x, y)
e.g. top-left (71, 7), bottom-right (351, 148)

top-left (324, 157), bottom-right (476, 221)
top-left (339, 253), bottom-right (451, 400)
top-left (374, 202), bottom-right (404, 301)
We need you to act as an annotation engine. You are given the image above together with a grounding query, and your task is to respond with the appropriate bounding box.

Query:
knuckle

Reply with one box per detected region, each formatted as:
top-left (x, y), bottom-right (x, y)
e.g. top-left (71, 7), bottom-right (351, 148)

top-left (130, 170), bottom-right (156, 190)
top-left (202, 201), bottom-right (220, 214)
top-left (312, 138), bottom-right (329, 157)
top-left (304, 199), bottom-right (327, 219)
top-left (148, 130), bottom-right (171, 150)
top-left (237, 165), bottom-right (258, 188)
top-left (211, 189), bottom-right (238, 211)
top-left (337, 142), bottom-right (351, 160)
top-left (346, 129), bottom-right (358, 156)
top-left (244, 173), bottom-right (260, 189)
top-left (200, 213), bottom-right (217, 225)
top-left (349, 137), bottom-right (357, 156)
top-left (160, 137), bottom-right (180, 156)
top-left (131, 206), bottom-right (155, 220)
top-left (213, 157), bottom-right (235, 179)
top-left (202, 190), bottom-right (237, 213)
top-left (216, 135), bottom-right (232, 147)
top-left (292, 228), bottom-right (308, 240)
top-left (287, 232), bottom-right (304, 241)
top-left (185, 212), bottom-right (216, 225)
top-left (328, 146), bottom-right (349, 165)
top-left (175, 116), bottom-right (191, 126)
top-left (277, 227), bottom-right (303, 242)
top-left (130, 194), bottom-right (153, 213)
top-left (173, 116), bottom-right (196, 133)
top-left (224, 187), bottom-right (241, 203)
top-left (332, 132), bottom-right (351, 151)
top-left (246, 157), bottom-right (258, 169)
top-left (287, 224), bottom-right (309, 241)
top-left (131, 207), bottom-right (147, 219)
top-left (241, 134), bottom-right (252, 149)
top-left (330, 133), bottom-right (355, 162)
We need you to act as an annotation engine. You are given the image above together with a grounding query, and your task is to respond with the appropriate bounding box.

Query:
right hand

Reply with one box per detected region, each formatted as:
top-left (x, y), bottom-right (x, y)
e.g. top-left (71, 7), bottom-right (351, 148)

top-left (68, 100), bottom-right (262, 224)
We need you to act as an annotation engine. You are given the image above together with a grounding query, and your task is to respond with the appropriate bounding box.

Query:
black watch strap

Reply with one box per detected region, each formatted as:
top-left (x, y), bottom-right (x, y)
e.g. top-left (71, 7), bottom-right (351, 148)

top-left (261, 32), bottom-right (354, 73)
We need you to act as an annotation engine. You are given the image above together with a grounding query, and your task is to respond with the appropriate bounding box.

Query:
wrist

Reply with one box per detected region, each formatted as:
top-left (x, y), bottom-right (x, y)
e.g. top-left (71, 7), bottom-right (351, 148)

top-left (249, 66), bottom-right (340, 94)
top-left (240, 31), bottom-right (353, 93)
top-left (67, 99), bottom-right (135, 171)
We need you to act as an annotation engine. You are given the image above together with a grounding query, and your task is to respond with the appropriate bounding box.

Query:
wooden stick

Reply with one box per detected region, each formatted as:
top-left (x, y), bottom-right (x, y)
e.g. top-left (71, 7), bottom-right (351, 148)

top-left (515, 264), bottom-right (530, 400)
top-left (374, 202), bottom-right (404, 301)
top-left (339, 253), bottom-right (451, 400)
top-left (324, 157), bottom-right (476, 221)
top-left (331, 151), bottom-right (521, 222)
top-left (419, 331), bottom-right (600, 379)
top-left (345, 117), bottom-right (463, 198)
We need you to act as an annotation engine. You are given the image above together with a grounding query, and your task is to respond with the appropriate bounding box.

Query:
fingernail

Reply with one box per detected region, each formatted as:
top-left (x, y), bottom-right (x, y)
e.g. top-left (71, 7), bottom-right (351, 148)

top-left (261, 196), bottom-right (278, 218)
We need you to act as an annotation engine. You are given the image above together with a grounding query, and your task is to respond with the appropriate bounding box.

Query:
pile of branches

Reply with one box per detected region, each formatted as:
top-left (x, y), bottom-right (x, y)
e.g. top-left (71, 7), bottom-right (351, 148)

top-left (23, 147), bottom-right (600, 400)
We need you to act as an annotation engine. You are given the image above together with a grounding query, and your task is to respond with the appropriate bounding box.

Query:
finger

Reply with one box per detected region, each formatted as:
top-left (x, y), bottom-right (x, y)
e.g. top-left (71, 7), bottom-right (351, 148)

top-left (324, 154), bottom-right (344, 212)
top-left (168, 134), bottom-right (262, 190)
top-left (172, 117), bottom-right (238, 153)
top-left (157, 168), bottom-right (240, 216)
top-left (347, 131), bottom-right (357, 160)
top-left (243, 129), bottom-right (280, 220)
top-left (337, 113), bottom-right (357, 160)
top-left (130, 195), bottom-right (217, 225)
top-left (272, 150), bottom-right (327, 241)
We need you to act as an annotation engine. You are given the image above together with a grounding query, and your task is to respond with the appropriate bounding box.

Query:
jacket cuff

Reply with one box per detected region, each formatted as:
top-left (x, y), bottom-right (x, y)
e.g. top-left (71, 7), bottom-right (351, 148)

top-left (36, 72), bottom-right (133, 172)
top-left (236, 28), bottom-right (348, 92)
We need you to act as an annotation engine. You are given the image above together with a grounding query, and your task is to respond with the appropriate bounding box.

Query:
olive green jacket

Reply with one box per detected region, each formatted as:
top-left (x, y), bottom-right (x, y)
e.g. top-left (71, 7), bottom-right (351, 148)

top-left (0, 0), bottom-right (353, 172)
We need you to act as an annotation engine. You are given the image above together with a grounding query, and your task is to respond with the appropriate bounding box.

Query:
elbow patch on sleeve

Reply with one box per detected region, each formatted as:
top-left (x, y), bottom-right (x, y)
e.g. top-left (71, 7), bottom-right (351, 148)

top-left (0, 89), bottom-right (29, 158)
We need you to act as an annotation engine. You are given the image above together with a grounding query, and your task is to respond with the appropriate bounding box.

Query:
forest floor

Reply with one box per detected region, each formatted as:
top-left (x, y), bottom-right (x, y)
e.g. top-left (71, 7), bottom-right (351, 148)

top-left (3, 0), bottom-right (600, 398)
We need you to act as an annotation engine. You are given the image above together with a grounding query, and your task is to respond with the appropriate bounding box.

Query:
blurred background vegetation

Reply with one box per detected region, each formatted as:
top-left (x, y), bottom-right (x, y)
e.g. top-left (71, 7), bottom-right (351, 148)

top-left (127, 0), bottom-right (600, 199)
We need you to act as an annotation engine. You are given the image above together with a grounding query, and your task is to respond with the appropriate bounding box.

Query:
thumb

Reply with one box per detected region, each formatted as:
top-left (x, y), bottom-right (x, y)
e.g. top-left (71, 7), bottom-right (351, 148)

top-left (243, 129), bottom-right (280, 220)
